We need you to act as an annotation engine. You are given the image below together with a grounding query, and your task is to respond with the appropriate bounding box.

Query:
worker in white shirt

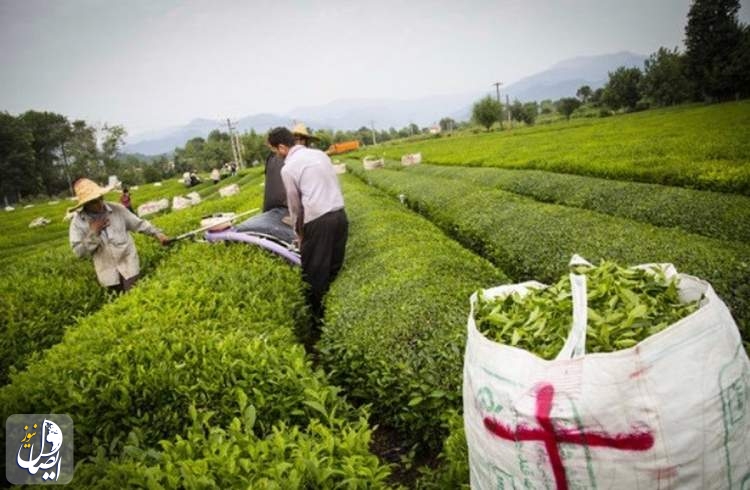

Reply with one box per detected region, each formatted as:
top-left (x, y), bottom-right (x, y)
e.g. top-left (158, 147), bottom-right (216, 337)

top-left (68, 178), bottom-right (169, 292)
top-left (267, 127), bottom-right (348, 322)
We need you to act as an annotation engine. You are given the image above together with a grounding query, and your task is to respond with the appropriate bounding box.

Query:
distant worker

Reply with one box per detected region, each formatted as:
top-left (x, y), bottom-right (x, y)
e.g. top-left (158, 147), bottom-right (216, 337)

top-left (268, 127), bottom-right (348, 323)
top-left (211, 168), bottom-right (221, 184)
top-left (189, 170), bottom-right (201, 187)
top-left (120, 186), bottom-right (135, 214)
top-left (68, 178), bottom-right (169, 292)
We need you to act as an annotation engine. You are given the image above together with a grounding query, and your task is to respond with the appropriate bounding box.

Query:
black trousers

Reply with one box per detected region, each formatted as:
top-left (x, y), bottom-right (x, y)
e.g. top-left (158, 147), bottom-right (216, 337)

top-left (301, 208), bottom-right (348, 319)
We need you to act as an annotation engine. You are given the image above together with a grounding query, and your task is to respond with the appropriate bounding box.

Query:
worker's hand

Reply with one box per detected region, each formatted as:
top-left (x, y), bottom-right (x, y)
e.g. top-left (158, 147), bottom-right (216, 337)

top-left (281, 215), bottom-right (292, 226)
top-left (292, 234), bottom-right (302, 249)
top-left (156, 233), bottom-right (170, 246)
top-left (91, 217), bottom-right (109, 234)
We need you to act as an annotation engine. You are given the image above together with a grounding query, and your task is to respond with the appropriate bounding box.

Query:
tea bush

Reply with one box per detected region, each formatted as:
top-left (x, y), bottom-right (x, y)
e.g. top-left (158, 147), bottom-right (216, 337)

top-left (347, 166), bottom-right (750, 343)
top-left (75, 411), bottom-right (390, 488)
top-left (400, 163), bottom-right (750, 244)
top-left (1, 243), bottom-right (392, 486)
top-left (414, 410), bottom-right (469, 489)
top-left (319, 175), bottom-right (506, 452)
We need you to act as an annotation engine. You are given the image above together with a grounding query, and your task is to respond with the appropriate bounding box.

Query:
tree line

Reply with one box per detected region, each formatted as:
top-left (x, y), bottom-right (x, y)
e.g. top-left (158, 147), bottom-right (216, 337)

top-left (0, 111), bottom-right (130, 204)
top-left (471, 0), bottom-right (750, 130)
top-left (0, 111), bottom-right (439, 203)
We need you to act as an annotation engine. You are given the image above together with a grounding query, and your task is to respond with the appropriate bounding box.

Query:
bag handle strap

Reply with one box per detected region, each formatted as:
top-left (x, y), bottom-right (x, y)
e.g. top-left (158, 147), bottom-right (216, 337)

top-left (556, 255), bottom-right (591, 360)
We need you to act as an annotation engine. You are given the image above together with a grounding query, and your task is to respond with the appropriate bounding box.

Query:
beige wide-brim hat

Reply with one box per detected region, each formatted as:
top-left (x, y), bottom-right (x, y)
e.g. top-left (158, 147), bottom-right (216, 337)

top-left (67, 178), bottom-right (112, 212)
top-left (291, 122), bottom-right (320, 141)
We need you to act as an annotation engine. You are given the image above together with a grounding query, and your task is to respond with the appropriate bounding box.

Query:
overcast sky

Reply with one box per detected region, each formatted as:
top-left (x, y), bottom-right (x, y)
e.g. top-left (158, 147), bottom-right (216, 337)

top-left (1, 0), bottom-right (748, 137)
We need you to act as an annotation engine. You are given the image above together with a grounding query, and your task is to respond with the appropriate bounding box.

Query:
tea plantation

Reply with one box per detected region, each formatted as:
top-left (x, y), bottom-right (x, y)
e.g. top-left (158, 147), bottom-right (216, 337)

top-left (2, 102), bottom-right (749, 487)
top-left (352, 100), bottom-right (750, 195)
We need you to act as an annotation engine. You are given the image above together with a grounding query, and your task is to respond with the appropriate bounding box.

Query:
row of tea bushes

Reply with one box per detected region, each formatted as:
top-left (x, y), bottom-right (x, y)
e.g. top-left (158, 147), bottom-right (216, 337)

top-left (396, 162), bottom-right (750, 244)
top-left (0, 173), bottom-right (265, 385)
top-left (350, 100), bottom-right (750, 194)
top-left (347, 165), bottom-right (750, 343)
top-left (0, 243), bottom-right (392, 487)
top-left (319, 175), bottom-right (506, 453)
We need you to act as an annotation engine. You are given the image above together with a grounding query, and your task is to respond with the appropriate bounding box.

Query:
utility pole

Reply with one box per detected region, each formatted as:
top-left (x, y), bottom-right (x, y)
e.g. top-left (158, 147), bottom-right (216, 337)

top-left (492, 81), bottom-right (502, 104)
top-left (234, 132), bottom-right (244, 163)
top-left (370, 120), bottom-right (377, 145)
top-left (226, 118), bottom-right (241, 169)
top-left (492, 82), bottom-right (503, 130)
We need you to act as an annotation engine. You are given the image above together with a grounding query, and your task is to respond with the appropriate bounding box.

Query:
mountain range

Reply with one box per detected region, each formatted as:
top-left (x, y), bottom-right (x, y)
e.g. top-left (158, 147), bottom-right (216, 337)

top-left (123, 51), bottom-right (645, 155)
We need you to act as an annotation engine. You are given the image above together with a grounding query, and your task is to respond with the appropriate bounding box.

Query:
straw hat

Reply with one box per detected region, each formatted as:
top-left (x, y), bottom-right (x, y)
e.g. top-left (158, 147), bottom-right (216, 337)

top-left (67, 178), bottom-right (111, 212)
top-left (291, 122), bottom-right (319, 141)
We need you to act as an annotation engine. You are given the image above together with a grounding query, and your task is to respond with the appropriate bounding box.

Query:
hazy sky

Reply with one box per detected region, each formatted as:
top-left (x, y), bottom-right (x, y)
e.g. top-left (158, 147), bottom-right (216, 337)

top-left (1, 0), bottom-right (748, 137)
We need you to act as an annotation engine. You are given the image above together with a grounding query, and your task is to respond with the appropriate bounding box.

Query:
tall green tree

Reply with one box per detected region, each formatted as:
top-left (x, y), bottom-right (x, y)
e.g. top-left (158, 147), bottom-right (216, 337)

top-left (733, 25), bottom-right (750, 98)
top-left (0, 112), bottom-right (35, 203)
top-left (175, 137), bottom-right (205, 173)
top-left (641, 47), bottom-right (693, 106)
top-left (522, 102), bottom-right (539, 125)
top-left (100, 124), bottom-right (127, 177)
top-left (576, 85), bottom-right (593, 103)
top-left (589, 88), bottom-right (605, 106)
top-left (20, 111), bottom-right (70, 195)
top-left (240, 130), bottom-right (272, 165)
top-left (203, 130), bottom-right (233, 169)
top-left (556, 98), bottom-right (582, 120)
top-left (312, 129), bottom-right (333, 152)
top-left (509, 100), bottom-right (538, 125)
top-left (472, 96), bottom-right (502, 131)
top-left (685, 0), bottom-right (744, 101)
top-left (65, 120), bottom-right (99, 184)
top-left (602, 66), bottom-right (643, 110)
top-left (439, 117), bottom-right (457, 132)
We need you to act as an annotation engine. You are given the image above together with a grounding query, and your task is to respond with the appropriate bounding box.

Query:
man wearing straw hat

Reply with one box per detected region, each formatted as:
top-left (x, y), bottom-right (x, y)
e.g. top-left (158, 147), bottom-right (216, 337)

top-left (291, 122), bottom-right (320, 149)
top-left (68, 177), bottom-right (169, 292)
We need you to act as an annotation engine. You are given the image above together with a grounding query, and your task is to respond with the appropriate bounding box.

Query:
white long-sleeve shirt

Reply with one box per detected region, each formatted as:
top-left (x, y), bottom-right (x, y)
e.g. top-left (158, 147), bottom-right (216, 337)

top-left (281, 145), bottom-right (344, 234)
top-left (69, 202), bottom-right (162, 286)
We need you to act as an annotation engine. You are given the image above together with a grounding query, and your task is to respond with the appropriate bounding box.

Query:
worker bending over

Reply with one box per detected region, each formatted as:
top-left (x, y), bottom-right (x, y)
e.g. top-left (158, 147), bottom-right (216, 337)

top-left (267, 127), bottom-right (348, 323)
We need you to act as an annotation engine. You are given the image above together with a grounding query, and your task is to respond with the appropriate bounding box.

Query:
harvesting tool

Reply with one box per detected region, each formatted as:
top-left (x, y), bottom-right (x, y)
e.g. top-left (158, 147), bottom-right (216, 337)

top-left (168, 207), bottom-right (301, 266)
top-left (166, 208), bottom-right (259, 244)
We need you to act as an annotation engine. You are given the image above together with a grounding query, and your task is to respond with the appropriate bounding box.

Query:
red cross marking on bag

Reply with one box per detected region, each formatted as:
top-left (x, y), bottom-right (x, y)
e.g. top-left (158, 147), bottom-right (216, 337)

top-left (483, 383), bottom-right (654, 490)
